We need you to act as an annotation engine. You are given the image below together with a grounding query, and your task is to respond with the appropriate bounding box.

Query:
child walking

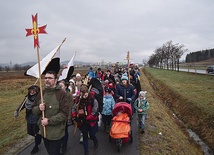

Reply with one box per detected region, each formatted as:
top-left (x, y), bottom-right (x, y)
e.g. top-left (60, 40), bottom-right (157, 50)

top-left (101, 88), bottom-right (115, 133)
top-left (134, 91), bottom-right (150, 134)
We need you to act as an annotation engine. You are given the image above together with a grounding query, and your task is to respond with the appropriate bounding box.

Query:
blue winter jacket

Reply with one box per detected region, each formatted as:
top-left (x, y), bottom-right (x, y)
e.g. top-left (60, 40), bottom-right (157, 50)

top-left (101, 94), bottom-right (115, 115)
top-left (115, 84), bottom-right (135, 102)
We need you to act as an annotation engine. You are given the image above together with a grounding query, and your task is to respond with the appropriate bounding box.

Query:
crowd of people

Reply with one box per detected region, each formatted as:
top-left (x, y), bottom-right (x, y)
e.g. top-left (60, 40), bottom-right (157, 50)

top-left (14, 65), bottom-right (150, 155)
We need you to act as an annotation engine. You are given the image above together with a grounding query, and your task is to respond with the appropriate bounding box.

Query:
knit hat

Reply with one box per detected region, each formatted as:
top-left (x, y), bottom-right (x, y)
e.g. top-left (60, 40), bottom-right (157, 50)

top-left (121, 76), bottom-right (128, 81)
top-left (122, 73), bottom-right (127, 77)
top-left (28, 85), bottom-right (40, 93)
top-left (139, 91), bottom-right (147, 98)
top-left (69, 79), bottom-right (75, 84)
top-left (76, 73), bottom-right (81, 77)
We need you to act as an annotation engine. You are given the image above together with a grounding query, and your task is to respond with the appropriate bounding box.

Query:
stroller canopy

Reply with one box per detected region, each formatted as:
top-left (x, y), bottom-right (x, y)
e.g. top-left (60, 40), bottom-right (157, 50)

top-left (112, 102), bottom-right (132, 117)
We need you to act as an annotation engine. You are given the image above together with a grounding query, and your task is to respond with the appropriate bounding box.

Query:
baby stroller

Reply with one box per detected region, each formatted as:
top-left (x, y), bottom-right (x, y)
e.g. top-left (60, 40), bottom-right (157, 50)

top-left (109, 102), bottom-right (133, 152)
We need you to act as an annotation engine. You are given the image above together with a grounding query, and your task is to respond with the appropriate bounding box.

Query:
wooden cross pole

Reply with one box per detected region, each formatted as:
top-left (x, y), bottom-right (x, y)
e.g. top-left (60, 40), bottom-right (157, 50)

top-left (25, 13), bottom-right (47, 138)
top-left (36, 46), bottom-right (46, 138)
top-left (126, 51), bottom-right (131, 84)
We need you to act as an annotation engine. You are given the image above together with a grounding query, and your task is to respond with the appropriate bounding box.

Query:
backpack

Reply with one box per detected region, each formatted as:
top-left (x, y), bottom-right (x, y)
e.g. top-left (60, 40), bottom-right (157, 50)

top-left (88, 78), bottom-right (104, 113)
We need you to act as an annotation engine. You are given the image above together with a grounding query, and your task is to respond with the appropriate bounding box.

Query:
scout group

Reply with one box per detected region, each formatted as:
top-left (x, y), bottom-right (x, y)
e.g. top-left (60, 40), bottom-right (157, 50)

top-left (14, 65), bottom-right (149, 155)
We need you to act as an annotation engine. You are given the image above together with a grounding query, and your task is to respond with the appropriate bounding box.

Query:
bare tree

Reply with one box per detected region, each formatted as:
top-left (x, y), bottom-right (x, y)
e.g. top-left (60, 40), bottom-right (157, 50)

top-left (148, 40), bottom-right (188, 70)
top-left (5, 66), bottom-right (10, 72)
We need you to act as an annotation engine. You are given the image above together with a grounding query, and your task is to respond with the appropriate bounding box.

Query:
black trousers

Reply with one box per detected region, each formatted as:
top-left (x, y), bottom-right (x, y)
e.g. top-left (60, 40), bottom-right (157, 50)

top-left (43, 137), bottom-right (62, 155)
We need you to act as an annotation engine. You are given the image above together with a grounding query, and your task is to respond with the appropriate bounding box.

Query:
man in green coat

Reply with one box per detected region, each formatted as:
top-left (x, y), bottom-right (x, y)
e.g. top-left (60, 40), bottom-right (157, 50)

top-left (33, 70), bottom-right (69, 155)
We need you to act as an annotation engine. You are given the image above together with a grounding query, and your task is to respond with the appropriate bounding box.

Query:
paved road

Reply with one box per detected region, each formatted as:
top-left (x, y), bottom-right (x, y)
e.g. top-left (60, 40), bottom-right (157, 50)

top-left (164, 68), bottom-right (214, 75)
top-left (179, 68), bottom-right (207, 74)
top-left (17, 113), bottom-right (140, 155)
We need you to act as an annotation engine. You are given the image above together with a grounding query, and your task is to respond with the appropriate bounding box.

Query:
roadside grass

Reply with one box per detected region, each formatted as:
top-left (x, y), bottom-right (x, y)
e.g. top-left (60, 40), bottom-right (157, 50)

top-left (0, 73), bottom-right (35, 155)
top-left (144, 68), bottom-right (214, 116)
top-left (139, 69), bottom-right (203, 154)
top-left (0, 70), bottom-right (88, 154)
top-left (142, 67), bottom-right (214, 152)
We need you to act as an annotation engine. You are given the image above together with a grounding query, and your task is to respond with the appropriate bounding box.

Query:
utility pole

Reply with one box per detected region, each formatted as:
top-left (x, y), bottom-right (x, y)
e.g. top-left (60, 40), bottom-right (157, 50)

top-left (10, 60), bottom-right (12, 68)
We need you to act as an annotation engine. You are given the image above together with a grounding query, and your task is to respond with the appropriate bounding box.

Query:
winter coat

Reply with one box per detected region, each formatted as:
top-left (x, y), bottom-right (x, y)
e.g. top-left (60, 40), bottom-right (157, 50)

top-left (25, 98), bottom-right (39, 124)
top-left (32, 85), bottom-right (69, 140)
top-left (115, 84), bottom-right (135, 101)
top-left (102, 94), bottom-right (115, 115)
top-left (87, 70), bottom-right (96, 79)
top-left (72, 93), bottom-right (99, 127)
top-left (134, 98), bottom-right (149, 115)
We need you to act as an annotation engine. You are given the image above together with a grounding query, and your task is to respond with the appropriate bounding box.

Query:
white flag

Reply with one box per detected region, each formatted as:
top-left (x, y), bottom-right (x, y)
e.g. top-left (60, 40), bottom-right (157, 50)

top-left (58, 51), bottom-right (77, 81)
top-left (25, 45), bottom-right (61, 78)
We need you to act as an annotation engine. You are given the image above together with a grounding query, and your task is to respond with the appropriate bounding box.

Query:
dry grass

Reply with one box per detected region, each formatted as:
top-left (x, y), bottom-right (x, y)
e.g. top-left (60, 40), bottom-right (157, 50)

top-left (139, 68), bottom-right (203, 155)
top-left (0, 72), bottom-right (36, 155)
top-left (142, 67), bottom-right (214, 153)
top-left (0, 67), bottom-right (213, 154)
top-left (0, 70), bottom-right (88, 154)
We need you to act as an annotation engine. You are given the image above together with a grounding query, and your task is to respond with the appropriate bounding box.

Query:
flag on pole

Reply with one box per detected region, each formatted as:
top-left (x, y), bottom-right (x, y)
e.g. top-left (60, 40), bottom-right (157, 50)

top-left (58, 51), bottom-right (77, 81)
top-left (25, 44), bottom-right (61, 78)
top-left (25, 13), bottom-right (47, 48)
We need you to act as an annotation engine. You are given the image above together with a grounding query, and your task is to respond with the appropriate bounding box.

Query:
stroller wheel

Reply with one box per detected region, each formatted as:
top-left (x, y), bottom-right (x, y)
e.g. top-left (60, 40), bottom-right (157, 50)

top-left (130, 131), bottom-right (133, 143)
top-left (118, 144), bottom-right (121, 152)
top-left (109, 135), bottom-right (112, 142)
top-left (116, 139), bottom-right (122, 152)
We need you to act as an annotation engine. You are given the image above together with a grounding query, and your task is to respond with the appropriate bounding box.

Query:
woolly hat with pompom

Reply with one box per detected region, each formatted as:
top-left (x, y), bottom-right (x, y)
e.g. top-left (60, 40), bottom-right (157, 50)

top-left (76, 73), bottom-right (81, 77)
top-left (139, 91), bottom-right (147, 99)
top-left (121, 76), bottom-right (128, 81)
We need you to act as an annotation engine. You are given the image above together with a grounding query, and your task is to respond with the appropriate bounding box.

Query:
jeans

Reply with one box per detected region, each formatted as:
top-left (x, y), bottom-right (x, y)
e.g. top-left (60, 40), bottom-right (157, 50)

top-left (80, 122), bottom-right (98, 154)
top-left (43, 137), bottom-right (62, 155)
top-left (138, 114), bottom-right (147, 130)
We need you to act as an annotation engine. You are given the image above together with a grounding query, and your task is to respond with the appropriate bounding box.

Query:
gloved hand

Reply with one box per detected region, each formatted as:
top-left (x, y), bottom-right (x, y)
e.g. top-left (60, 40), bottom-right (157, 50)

top-left (74, 117), bottom-right (81, 123)
top-left (14, 110), bottom-right (19, 118)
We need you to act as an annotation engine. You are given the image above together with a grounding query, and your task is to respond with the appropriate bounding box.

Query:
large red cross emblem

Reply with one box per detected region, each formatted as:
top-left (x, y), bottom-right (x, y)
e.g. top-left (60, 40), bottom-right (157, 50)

top-left (25, 13), bottom-right (47, 48)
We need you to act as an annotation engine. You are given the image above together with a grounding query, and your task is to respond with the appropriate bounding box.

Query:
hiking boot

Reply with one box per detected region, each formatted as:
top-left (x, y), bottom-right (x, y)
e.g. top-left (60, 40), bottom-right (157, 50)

top-left (84, 151), bottom-right (89, 155)
top-left (60, 144), bottom-right (67, 154)
top-left (106, 126), bottom-right (110, 133)
top-left (141, 129), bottom-right (145, 134)
top-left (31, 146), bottom-right (39, 154)
top-left (94, 140), bottom-right (98, 149)
top-left (103, 123), bottom-right (106, 132)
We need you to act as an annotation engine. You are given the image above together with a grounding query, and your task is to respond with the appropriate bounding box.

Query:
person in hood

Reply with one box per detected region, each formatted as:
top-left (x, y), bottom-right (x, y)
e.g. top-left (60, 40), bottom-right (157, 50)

top-left (14, 85), bottom-right (42, 154)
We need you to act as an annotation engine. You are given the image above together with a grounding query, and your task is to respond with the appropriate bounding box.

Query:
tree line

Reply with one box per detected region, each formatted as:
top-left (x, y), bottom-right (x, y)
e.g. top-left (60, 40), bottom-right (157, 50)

top-left (147, 40), bottom-right (188, 71)
top-left (185, 48), bottom-right (214, 62)
top-left (0, 64), bottom-right (31, 72)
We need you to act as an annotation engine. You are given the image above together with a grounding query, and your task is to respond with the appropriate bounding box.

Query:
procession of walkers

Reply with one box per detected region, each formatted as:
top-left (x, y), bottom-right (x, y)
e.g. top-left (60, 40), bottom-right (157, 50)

top-left (14, 64), bottom-right (149, 155)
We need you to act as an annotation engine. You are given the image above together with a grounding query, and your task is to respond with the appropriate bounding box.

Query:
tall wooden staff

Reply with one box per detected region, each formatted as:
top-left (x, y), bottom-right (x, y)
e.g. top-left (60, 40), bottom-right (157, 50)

top-left (25, 13), bottom-right (47, 137)
top-left (126, 51), bottom-right (131, 84)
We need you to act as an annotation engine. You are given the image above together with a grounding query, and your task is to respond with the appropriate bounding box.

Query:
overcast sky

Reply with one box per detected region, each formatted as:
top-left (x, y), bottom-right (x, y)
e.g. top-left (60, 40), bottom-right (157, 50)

top-left (0, 0), bottom-right (214, 65)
